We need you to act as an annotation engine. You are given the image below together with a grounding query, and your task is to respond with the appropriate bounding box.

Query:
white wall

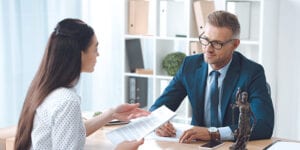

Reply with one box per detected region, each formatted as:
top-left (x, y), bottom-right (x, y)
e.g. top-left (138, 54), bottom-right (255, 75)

top-left (0, 0), bottom-right (83, 127)
top-left (276, 0), bottom-right (300, 140)
top-left (0, 0), bottom-right (125, 127)
top-left (79, 0), bottom-right (124, 111)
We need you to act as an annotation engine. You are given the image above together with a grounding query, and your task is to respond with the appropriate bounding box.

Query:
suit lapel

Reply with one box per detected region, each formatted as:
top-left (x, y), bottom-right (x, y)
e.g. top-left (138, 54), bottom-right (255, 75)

top-left (193, 61), bottom-right (208, 125)
top-left (220, 54), bottom-right (240, 123)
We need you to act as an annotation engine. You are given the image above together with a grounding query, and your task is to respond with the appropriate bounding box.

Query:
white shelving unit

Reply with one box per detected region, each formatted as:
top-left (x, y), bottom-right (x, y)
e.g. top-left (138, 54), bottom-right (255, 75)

top-left (225, 0), bottom-right (262, 63)
top-left (122, 0), bottom-right (265, 124)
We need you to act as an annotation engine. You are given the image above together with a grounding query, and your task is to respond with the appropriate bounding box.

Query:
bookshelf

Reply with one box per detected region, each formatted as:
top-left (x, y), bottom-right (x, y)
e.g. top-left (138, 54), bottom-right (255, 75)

top-left (122, 0), bottom-right (266, 124)
top-left (225, 0), bottom-right (261, 63)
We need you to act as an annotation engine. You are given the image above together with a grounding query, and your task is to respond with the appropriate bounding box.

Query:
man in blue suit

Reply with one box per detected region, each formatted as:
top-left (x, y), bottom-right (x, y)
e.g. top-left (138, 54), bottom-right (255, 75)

top-left (150, 10), bottom-right (274, 143)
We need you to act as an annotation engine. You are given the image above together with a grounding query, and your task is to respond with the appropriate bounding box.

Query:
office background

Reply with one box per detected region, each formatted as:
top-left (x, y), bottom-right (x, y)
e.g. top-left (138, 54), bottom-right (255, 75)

top-left (0, 0), bottom-right (299, 141)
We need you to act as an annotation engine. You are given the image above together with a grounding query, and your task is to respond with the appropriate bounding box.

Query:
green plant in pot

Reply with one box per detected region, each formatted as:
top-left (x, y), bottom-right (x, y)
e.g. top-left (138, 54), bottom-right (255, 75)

top-left (162, 52), bottom-right (186, 76)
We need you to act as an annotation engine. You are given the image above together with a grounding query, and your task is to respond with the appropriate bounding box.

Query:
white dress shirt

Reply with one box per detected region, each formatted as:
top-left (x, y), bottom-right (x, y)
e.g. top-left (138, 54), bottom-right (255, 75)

top-left (204, 59), bottom-right (234, 140)
top-left (31, 87), bottom-right (86, 150)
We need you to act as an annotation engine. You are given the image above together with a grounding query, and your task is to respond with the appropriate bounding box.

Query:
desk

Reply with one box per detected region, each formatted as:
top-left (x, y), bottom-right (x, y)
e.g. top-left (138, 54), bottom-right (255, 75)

top-left (0, 126), bottom-right (16, 150)
top-left (0, 125), bottom-right (290, 150)
top-left (84, 125), bottom-right (280, 150)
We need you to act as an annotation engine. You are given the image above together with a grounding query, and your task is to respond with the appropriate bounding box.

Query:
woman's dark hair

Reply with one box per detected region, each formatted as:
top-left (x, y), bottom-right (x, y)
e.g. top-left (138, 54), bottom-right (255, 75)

top-left (14, 18), bottom-right (94, 150)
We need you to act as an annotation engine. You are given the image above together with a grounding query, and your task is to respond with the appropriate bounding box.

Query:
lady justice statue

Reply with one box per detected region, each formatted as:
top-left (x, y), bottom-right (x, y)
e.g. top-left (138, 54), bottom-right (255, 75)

top-left (230, 88), bottom-right (256, 150)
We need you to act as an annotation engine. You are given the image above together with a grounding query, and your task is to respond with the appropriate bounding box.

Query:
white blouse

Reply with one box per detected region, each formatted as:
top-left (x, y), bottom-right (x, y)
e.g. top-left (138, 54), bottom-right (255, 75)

top-left (31, 87), bottom-right (86, 150)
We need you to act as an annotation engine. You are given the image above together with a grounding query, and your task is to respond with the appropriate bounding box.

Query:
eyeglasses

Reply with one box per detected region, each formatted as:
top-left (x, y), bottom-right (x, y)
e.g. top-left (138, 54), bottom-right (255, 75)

top-left (198, 32), bottom-right (236, 50)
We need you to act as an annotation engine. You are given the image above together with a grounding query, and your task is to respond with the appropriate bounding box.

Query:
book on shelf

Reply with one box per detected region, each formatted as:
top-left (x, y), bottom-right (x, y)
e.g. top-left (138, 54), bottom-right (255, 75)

top-left (135, 68), bottom-right (153, 75)
top-left (128, 0), bottom-right (149, 35)
top-left (193, 0), bottom-right (215, 35)
top-left (127, 77), bottom-right (148, 108)
top-left (125, 39), bottom-right (144, 73)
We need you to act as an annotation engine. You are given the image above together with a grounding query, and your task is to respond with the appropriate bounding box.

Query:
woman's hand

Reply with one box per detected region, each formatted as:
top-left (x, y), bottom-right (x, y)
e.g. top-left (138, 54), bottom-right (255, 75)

top-left (115, 139), bottom-right (144, 150)
top-left (179, 126), bottom-right (210, 143)
top-left (112, 103), bottom-right (150, 121)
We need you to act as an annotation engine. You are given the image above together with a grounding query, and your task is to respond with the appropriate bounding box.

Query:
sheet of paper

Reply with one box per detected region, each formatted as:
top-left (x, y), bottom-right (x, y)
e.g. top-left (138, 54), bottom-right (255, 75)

top-left (266, 141), bottom-right (300, 150)
top-left (145, 122), bottom-right (193, 142)
top-left (106, 105), bottom-right (176, 145)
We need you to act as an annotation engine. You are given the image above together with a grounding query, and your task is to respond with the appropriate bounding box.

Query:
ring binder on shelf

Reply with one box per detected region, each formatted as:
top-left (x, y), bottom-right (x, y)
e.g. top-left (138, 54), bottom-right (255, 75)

top-left (127, 77), bottom-right (148, 108)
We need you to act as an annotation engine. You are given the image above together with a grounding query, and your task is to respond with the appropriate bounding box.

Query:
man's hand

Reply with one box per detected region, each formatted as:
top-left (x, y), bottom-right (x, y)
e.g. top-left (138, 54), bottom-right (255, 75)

top-left (115, 139), bottom-right (144, 150)
top-left (179, 126), bottom-right (210, 143)
top-left (155, 122), bottom-right (176, 137)
top-left (112, 103), bottom-right (150, 121)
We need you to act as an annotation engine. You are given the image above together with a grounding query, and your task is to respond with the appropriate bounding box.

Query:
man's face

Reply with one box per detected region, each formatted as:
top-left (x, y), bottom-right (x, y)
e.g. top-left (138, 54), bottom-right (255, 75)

top-left (200, 23), bottom-right (240, 70)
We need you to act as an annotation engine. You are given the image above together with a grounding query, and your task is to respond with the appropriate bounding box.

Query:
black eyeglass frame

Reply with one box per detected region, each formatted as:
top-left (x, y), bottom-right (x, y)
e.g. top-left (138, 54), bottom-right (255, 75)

top-left (198, 32), bottom-right (236, 50)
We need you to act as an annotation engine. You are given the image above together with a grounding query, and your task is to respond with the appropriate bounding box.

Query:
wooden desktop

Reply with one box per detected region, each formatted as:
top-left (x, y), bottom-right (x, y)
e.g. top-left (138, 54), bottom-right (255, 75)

top-left (0, 126), bottom-right (15, 150)
top-left (84, 125), bottom-right (280, 150)
top-left (0, 124), bottom-right (291, 150)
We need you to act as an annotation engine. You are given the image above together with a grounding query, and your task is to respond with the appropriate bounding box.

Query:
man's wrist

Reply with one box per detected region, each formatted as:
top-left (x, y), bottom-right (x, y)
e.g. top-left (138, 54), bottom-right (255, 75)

top-left (208, 127), bottom-right (221, 141)
top-left (218, 126), bottom-right (235, 141)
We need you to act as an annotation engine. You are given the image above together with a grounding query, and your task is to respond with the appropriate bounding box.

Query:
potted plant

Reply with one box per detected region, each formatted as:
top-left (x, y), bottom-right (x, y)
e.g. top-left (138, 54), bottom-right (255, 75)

top-left (162, 52), bottom-right (186, 76)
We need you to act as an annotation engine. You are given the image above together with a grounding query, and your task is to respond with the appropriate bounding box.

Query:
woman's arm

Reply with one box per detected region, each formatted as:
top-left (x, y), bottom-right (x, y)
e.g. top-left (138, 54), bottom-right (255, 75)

top-left (84, 103), bottom-right (150, 136)
top-left (84, 108), bottom-right (114, 136)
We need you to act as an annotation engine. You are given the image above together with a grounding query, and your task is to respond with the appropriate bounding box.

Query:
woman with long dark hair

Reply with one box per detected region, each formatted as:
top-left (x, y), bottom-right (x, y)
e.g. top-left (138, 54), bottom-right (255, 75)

top-left (14, 18), bottom-right (148, 150)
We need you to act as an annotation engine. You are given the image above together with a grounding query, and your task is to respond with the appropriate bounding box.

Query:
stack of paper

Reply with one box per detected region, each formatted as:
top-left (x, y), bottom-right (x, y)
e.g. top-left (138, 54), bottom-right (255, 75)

top-left (106, 105), bottom-right (176, 145)
top-left (145, 122), bottom-right (193, 142)
top-left (265, 141), bottom-right (300, 150)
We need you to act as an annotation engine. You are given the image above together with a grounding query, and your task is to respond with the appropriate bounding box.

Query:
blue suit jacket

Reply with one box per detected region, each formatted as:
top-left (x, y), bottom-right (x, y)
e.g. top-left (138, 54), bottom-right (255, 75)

top-left (150, 51), bottom-right (274, 140)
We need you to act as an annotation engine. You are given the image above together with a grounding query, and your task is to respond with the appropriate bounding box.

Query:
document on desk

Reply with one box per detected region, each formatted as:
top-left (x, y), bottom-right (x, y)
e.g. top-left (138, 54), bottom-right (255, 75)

top-left (265, 141), bottom-right (300, 150)
top-left (106, 105), bottom-right (176, 145)
top-left (145, 122), bottom-right (193, 142)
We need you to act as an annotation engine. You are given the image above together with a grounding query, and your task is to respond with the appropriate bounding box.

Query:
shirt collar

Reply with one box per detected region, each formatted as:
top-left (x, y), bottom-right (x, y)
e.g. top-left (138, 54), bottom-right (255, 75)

top-left (208, 58), bottom-right (232, 77)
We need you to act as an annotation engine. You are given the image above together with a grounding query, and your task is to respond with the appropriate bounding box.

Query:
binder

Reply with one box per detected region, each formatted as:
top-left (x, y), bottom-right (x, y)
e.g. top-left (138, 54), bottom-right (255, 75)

top-left (193, 0), bottom-right (215, 35)
top-left (159, 1), bottom-right (168, 36)
top-left (159, 0), bottom-right (186, 37)
top-left (125, 39), bottom-right (144, 73)
top-left (128, 77), bottom-right (148, 108)
top-left (189, 41), bottom-right (202, 55)
top-left (128, 0), bottom-right (149, 34)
